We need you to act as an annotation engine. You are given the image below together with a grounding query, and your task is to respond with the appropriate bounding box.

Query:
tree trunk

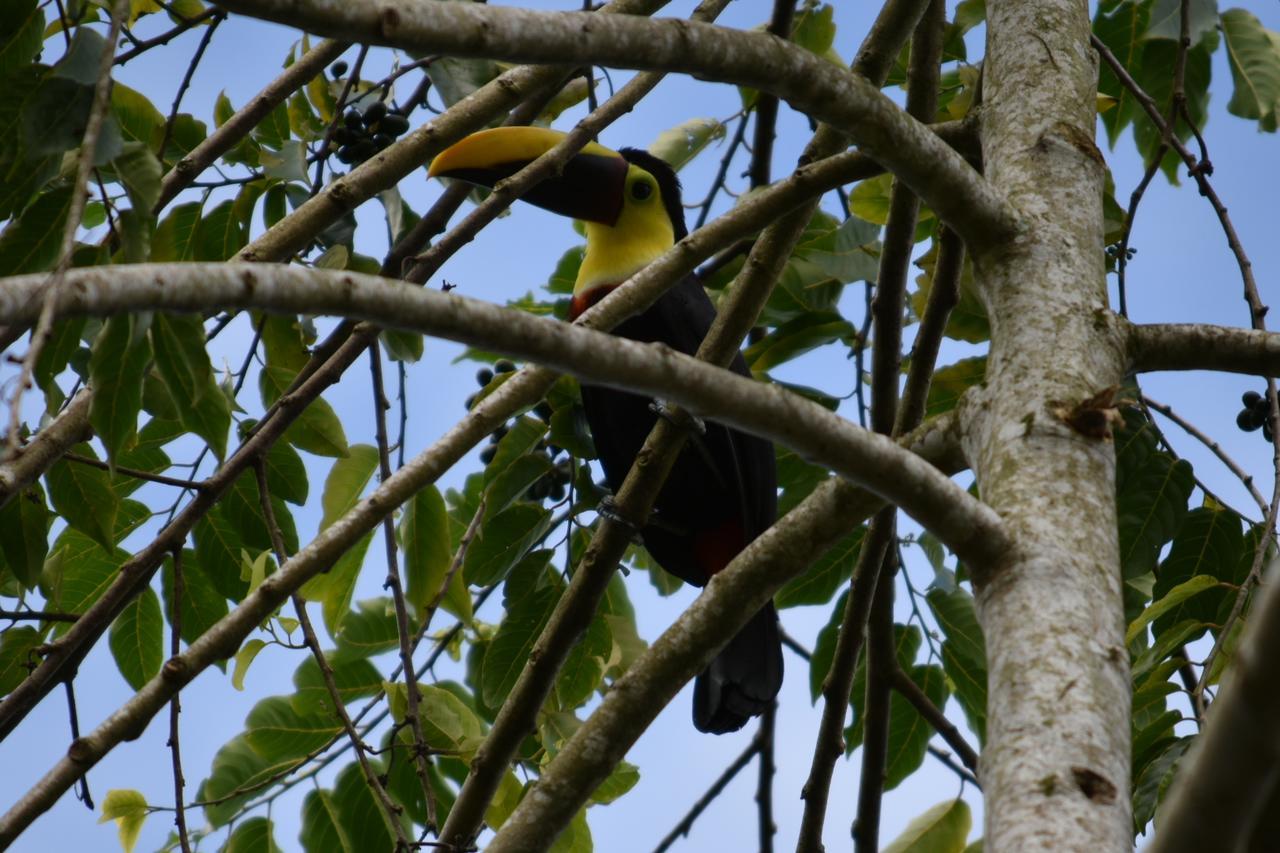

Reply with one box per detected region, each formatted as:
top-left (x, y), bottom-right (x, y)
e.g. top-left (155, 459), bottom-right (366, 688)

top-left (963, 0), bottom-right (1133, 849)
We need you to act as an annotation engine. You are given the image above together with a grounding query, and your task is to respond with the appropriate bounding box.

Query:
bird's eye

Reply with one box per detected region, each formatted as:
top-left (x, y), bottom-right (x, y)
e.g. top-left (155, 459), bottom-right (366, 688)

top-left (631, 181), bottom-right (653, 201)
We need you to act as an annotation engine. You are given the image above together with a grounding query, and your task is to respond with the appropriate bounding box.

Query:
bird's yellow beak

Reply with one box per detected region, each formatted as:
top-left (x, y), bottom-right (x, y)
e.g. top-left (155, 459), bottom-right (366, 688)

top-left (429, 127), bottom-right (631, 226)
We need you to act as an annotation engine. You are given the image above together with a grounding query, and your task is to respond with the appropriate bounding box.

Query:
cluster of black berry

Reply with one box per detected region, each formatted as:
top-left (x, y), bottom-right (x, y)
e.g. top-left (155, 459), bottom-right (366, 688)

top-left (467, 361), bottom-right (574, 503)
top-left (1237, 390), bottom-right (1276, 441)
top-left (1105, 243), bottom-right (1137, 262)
top-left (331, 98), bottom-right (411, 166)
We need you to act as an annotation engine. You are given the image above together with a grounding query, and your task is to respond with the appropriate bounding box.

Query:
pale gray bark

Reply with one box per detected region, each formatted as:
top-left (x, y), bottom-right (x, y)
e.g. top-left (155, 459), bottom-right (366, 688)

top-left (211, 0), bottom-right (1018, 252)
top-left (1128, 322), bottom-right (1280, 377)
top-left (0, 264), bottom-right (1004, 562)
top-left (959, 0), bottom-right (1133, 849)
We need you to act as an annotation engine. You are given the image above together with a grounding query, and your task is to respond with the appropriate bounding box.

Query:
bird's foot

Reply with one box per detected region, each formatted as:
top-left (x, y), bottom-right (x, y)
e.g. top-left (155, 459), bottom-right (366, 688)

top-left (648, 400), bottom-right (706, 435)
top-left (598, 495), bottom-right (645, 551)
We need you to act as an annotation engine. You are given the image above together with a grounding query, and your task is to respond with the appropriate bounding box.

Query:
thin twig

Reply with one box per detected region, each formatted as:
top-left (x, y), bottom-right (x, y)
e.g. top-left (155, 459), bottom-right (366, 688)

top-left (254, 460), bottom-right (413, 851)
top-left (168, 548), bottom-right (193, 853)
top-left (64, 681), bottom-right (92, 810)
top-left (370, 345), bottom-right (439, 831)
top-left (113, 8), bottom-right (220, 64)
top-left (891, 666), bottom-right (980, 771)
top-left (158, 12), bottom-right (224, 162)
top-left (756, 704), bottom-right (777, 853)
top-left (1142, 395), bottom-right (1268, 517)
top-left (652, 736), bottom-right (763, 853)
top-left (926, 745), bottom-right (981, 788)
top-left (0, 610), bottom-right (81, 624)
top-left (63, 452), bottom-right (208, 491)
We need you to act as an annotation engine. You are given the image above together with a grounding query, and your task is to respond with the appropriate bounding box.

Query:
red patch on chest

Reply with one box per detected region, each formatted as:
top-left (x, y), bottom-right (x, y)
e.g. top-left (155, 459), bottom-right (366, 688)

top-left (693, 519), bottom-right (747, 578)
top-left (569, 285), bottom-right (619, 320)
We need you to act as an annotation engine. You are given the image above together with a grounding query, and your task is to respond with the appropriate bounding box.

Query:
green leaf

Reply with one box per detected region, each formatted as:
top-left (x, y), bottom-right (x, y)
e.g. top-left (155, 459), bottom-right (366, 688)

top-left (232, 639), bottom-right (267, 691)
top-left (252, 100), bottom-right (292, 149)
top-left (193, 512), bottom-right (250, 601)
top-left (108, 587), bottom-right (163, 690)
top-left (1222, 8), bottom-right (1280, 129)
top-left (0, 185), bottom-right (73, 275)
top-left (484, 770), bottom-right (526, 831)
top-left (548, 806), bottom-right (593, 853)
top-left (259, 365), bottom-right (350, 457)
top-left (193, 199), bottom-right (246, 261)
top-left (110, 83), bottom-right (164, 149)
top-left (0, 484), bottom-right (50, 589)
top-left (925, 357), bottom-right (986, 418)
top-left (1145, 0), bottom-right (1218, 44)
top-left (776, 526), bottom-right (863, 608)
top-left (0, 626), bottom-right (44, 697)
top-left (40, 527), bottom-right (122, 617)
top-left (300, 788), bottom-right (355, 853)
top-left (1131, 38), bottom-right (1215, 181)
top-left (464, 503), bottom-right (552, 587)
top-left (1095, 0), bottom-right (1153, 145)
top-left (223, 816), bottom-right (283, 853)
top-left (319, 444), bottom-right (379, 528)
top-left (112, 142), bottom-right (162, 212)
top-left (245, 695), bottom-right (344, 763)
top-left (912, 240), bottom-right (989, 343)
top-left (264, 440), bottom-right (309, 505)
top-left (1127, 574), bottom-right (1221, 645)
top-left (333, 598), bottom-right (399, 660)
top-left (746, 311), bottom-right (857, 373)
top-left (161, 549), bottom-right (231, 658)
top-left (330, 762), bottom-right (394, 853)
top-left (646, 118), bottom-right (725, 172)
top-left (484, 417), bottom-right (547, 487)
top-left (545, 245), bottom-right (584, 295)
top-left (1117, 450), bottom-right (1194, 581)
top-left (402, 485), bottom-right (471, 622)
top-left (1132, 737), bottom-right (1192, 831)
top-left (292, 654), bottom-right (382, 716)
top-left (555, 612), bottom-right (611, 709)
top-left (794, 215), bottom-right (881, 284)
top-left (150, 201), bottom-right (201, 261)
top-left (927, 586), bottom-right (988, 743)
top-left (150, 313), bottom-right (230, 460)
top-left (0, 0), bottom-right (43, 75)
top-left (1152, 505), bottom-right (1244, 633)
top-left (387, 680), bottom-right (485, 755)
top-left (198, 735), bottom-right (299, 826)
top-left (99, 789), bottom-right (148, 853)
top-left (591, 759), bottom-right (640, 805)
top-left (46, 444), bottom-right (119, 550)
top-left (482, 584), bottom-right (559, 707)
top-left (89, 315), bottom-right (151, 465)
top-left (380, 328), bottom-right (424, 363)
top-left (883, 798), bottom-right (972, 853)
top-left (260, 139), bottom-right (309, 184)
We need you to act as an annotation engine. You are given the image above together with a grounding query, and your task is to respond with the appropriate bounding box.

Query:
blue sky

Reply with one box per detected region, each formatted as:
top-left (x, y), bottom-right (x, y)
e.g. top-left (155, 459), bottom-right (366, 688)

top-left (3, 0), bottom-right (1279, 850)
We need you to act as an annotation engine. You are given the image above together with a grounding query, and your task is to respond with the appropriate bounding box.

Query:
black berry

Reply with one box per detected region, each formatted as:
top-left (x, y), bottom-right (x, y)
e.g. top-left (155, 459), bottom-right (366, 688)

top-left (382, 113), bottom-right (410, 136)
top-left (363, 101), bottom-right (387, 125)
top-left (494, 359), bottom-right (516, 374)
top-left (1239, 409), bottom-right (1261, 432)
top-left (476, 368), bottom-right (494, 387)
top-left (1243, 390), bottom-right (1262, 407)
top-left (343, 109), bottom-right (362, 129)
top-left (331, 61), bottom-right (348, 78)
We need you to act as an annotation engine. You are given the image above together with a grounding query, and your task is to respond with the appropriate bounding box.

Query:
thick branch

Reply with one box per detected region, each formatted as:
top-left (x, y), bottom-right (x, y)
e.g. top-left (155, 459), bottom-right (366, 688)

top-left (212, 0), bottom-right (1017, 252)
top-left (0, 389), bottom-right (92, 508)
top-left (1128, 322), bottom-right (1280, 377)
top-left (0, 265), bottom-right (1006, 564)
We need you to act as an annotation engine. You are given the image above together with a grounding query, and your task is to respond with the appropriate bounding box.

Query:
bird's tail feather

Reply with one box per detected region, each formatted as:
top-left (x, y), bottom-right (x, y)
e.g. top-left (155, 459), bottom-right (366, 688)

top-left (692, 601), bottom-right (784, 734)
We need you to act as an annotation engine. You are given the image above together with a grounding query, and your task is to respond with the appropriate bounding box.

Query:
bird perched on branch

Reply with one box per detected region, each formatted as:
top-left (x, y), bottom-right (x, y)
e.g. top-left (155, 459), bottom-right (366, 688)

top-left (430, 127), bottom-right (782, 733)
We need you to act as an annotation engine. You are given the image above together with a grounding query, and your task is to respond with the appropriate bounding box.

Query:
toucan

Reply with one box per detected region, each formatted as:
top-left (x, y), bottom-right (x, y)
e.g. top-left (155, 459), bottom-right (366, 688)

top-left (429, 127), bottom-right (782, 734)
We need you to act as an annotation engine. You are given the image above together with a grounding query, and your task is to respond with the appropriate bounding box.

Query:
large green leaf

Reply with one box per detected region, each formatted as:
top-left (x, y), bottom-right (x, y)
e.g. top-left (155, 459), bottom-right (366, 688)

top-left (245, 695), bottom-right (343, 763)
top-left (927, 585), bottom-right (988, 743)
top-left (1222, 8), bottom-right (1280, 130)
top-left (1152, 505), bottom-right (1244, 634)
top-left (41, 527), bottom-right (126, 627)
top-left (160, 549), bottom-right (230, 655)
top-left (0, 185), bottom-right (73, 275)
top-left (150, 202), bottom-right (201, 261)
top-left (925, 357), bottom-right (986, 418)
top-left (0, 0), bottom-right (42, 75)
top-left (1095, 0), bottom-right (1153, 145)
top-left (0, 484), bottom-right (49, 589)
top-left (149, 313), bottom-right (230, 460)
top-left (300, 788), bottom-right (355, 853)
top-left (1116, 449), bottom-right (1194, 581)
top-left (463, 503), bottom-right (553, 587)
top-left (776, 526), bottom-right (863, 608)
top-left (401, 484), bottom-right (471, 621)
top-left (0, 626), bottom-right (44, 697)
top-left (330, 761), bottom-right (394, 853)
top-left (223, 817), bottom-right (283, 853)
top-left (108, 586), bottom-right (163, 690)
top-left (46, 444), bottom-right (119, 550)
top-left (883, 798), bottom-right (972, 853)
top-left (481, 583), bottom-right (559, 707)
top-left (333, 597), bottom-right (399, 660)
top-left (89, 315), bottom-right (151, 465)
top-left (259, 365), bottom-right (350, 457)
